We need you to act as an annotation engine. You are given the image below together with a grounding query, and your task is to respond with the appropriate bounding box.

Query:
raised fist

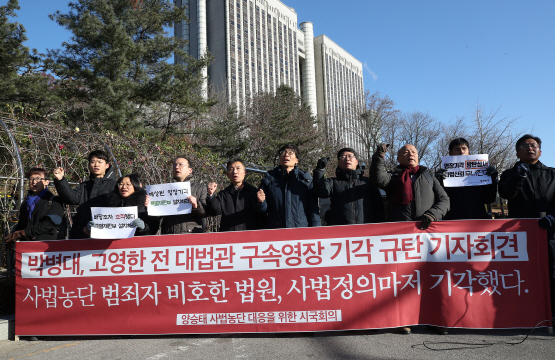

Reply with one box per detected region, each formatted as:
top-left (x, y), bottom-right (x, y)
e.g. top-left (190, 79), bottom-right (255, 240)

top-left (207, 182), bottom-right (218, 196)
top-left (374, 143), bottom-right (390, 159)
top-left (316, 157), bottom-right (329, 170)
top-left (52, 167), bottom-right (65, 181)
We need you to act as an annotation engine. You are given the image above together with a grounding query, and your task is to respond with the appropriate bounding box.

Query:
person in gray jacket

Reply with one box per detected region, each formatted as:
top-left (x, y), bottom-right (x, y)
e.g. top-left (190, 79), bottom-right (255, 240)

top-left (370, 143), bottom-right (449, 229)
top-left (370, 143), bottom-right (449, 335)
top-left (154, 156), bottom-right (207, 234)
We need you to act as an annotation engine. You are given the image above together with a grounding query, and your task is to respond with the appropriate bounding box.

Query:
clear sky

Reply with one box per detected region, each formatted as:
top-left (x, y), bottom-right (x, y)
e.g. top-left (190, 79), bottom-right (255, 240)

top-left (9, 0), bottom-right (555, 165)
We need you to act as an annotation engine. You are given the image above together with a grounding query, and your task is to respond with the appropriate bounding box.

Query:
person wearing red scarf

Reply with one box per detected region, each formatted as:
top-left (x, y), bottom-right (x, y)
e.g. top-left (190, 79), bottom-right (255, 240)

top-left (371, 143), bottom-right (449, 229)
top-left (370, 143), bottom-right (450, 335)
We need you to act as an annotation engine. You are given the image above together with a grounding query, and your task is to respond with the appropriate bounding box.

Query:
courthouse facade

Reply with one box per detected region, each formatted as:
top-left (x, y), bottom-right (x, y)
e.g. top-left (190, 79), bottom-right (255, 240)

top-left (175, 0), bottom-right (365, 154)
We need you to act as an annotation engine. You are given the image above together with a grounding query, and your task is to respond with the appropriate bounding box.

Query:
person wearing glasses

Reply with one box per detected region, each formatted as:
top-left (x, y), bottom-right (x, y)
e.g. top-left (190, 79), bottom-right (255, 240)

top-left (52, 149), bottom-right (117, 239)
top-left (155, 156), bottom-right (207, 234)
top-left (3, 168), bottom-right (64, 340)
top-left (499, 134), bottom-right (555, 316)
top-left (312, 147), bottom-right (384, 225)
top-left (86, 174), bottom-right (151, 236)
top-left (4, 168), bottom-right (64, 243)
top-left (257, 144), bottom-right (320, 229)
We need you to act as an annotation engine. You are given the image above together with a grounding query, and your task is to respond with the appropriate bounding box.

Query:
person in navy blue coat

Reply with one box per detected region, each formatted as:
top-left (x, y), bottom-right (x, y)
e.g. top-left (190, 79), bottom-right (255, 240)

top-left (257, 145), bottom-right (321, 229)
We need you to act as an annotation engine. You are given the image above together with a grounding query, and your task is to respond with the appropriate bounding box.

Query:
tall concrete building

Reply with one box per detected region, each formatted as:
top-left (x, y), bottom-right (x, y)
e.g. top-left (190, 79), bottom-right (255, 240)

top-left (175, 0), bottom-right (364, 155)
top-left (314, 35), bottom-right (365, 155)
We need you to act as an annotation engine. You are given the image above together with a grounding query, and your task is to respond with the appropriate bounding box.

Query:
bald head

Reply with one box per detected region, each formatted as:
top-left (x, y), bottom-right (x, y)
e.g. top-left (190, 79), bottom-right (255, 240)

top-left (397, 144), bottom-right (419, 167)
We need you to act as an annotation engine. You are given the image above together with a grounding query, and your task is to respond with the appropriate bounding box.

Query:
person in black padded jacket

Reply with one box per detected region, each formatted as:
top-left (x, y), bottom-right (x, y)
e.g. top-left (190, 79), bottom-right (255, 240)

top-left (312, 147), bottom-right (384, 225)
top-left (86, 174), bottom-right (152, 237)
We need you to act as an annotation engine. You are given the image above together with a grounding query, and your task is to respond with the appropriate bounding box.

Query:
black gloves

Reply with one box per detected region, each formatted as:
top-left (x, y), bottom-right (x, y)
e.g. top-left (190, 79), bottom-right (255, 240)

top-left (373, 143), bottom-right (389, 159)
top-left (539, 215), bottom-right (555, 229)
top-left (435, 168), bottom-right (448, 181)
top-left (516, 163), bottom-right (530, 177)
top-left (485, 166), bottom-right (498, 178)
top-left (316, 157), bottom-right (329, 170)
top-left (419, 213), bottom-right (436, 230)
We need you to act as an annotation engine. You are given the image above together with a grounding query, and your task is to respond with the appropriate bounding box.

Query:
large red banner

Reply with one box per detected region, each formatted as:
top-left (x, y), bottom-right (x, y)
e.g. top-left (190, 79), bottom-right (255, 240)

top-left (15, 219), bottom-right (551, 336)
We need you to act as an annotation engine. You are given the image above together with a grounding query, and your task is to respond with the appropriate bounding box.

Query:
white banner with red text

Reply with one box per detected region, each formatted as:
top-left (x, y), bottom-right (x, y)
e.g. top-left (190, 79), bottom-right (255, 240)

top-left (15, 219), bottom-right (551, 335)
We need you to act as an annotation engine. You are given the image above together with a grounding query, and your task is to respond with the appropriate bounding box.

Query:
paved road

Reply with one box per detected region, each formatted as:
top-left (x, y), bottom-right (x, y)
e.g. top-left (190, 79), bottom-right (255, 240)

top-left (1, 327), bottom-right (555, 360)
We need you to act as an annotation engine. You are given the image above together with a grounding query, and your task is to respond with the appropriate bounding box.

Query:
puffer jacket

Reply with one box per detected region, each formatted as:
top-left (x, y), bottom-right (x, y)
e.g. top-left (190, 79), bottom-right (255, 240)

top-left (499, 160), bottom-right (555, 222)
top-left (205, 182), bottom-right (265, 232)
top-left (54, 167), bottom-right (118, 239)
top-left (259, 167), bottom-right (321, 229)
top-left (89, 188), bottom-right (153, 236)
top-left (313, 166), bottom-right (385, 225)
top-left (499, 160), bottom-right (555, 320)
top-left (14, 190), bottom-right (64, 240)
top-left (370, 156), bottom-right (449, 221)
top-left (158, 176), bottom-right (207, 234)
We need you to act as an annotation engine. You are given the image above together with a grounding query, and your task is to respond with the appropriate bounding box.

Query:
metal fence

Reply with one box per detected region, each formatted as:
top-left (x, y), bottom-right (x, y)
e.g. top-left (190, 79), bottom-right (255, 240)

top-left (0, 115), bottom-right (233, 270)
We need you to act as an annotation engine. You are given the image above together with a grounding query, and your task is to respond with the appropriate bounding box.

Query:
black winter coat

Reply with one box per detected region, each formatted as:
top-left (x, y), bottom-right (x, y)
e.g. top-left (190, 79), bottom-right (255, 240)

top-left (54, 167), bottom-right (117, 239)
top-left (370, 156), bottom-right (450, 222)
top-left (158, 177), bottom-right (207, 234)
top-left (259, 167), bottom-right (321, 229)
top-left (313, 167), bottom-right (385, 225)
top-left (205, 182), bottom-right (264, 232)
top-left (441, 176), bottom-right (497, 220)
top-left (14, 190), bottom-right (64, 240)
top-left (499, 161), bottom-right (555, 317)
top-left (499, 161), bottom-right (555, 223)
top-left (88, 188), bottom-right (152, 236)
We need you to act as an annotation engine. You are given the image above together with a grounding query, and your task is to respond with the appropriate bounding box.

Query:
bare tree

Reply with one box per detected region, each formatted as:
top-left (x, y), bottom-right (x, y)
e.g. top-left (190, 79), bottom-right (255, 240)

top-left (431, 103), bottom-right (523, 172)
top-left (376, 110), bottom-right (441, 169)
top-left (468, 103), bottom-right (522, 171)
top-left (347, 90), bottom-right (399, 161)
top-left (397, 111), bottom-right (442, 168)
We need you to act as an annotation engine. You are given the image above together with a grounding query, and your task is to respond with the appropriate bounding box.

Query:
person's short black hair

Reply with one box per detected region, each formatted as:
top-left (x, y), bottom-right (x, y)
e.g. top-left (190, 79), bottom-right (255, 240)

top-left (278, 144), bottom-right (300, 161)
top-left (226, 157), bottom-right (246, 171)
top-left (337, 147), bottom-right (358, 159)
top-left (25, 167), bottom-right (48, 180)
top-left (515, 134), bottom-right (542, 152)
top-left (448, 138), bottom-right (470, 152)
top-left (174, 156), bottom-right (191, 166)
top-left (88, 149), bottom-right (110, 163)
top-left (116, 174), bottom-right (142, 192)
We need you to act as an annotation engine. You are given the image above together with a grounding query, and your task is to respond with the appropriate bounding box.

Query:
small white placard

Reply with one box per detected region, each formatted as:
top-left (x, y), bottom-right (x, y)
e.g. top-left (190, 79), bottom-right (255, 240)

top-left (90, 206), bottom-right (138, 239)
top-left (441, 154), bottom-right (492, 187)
top-left (146, 182), bottom-right (192, 216)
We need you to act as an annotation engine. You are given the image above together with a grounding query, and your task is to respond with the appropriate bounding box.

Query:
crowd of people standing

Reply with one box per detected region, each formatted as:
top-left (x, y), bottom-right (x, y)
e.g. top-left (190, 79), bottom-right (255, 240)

top-left (4, 134), bottom-right (555, 334)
